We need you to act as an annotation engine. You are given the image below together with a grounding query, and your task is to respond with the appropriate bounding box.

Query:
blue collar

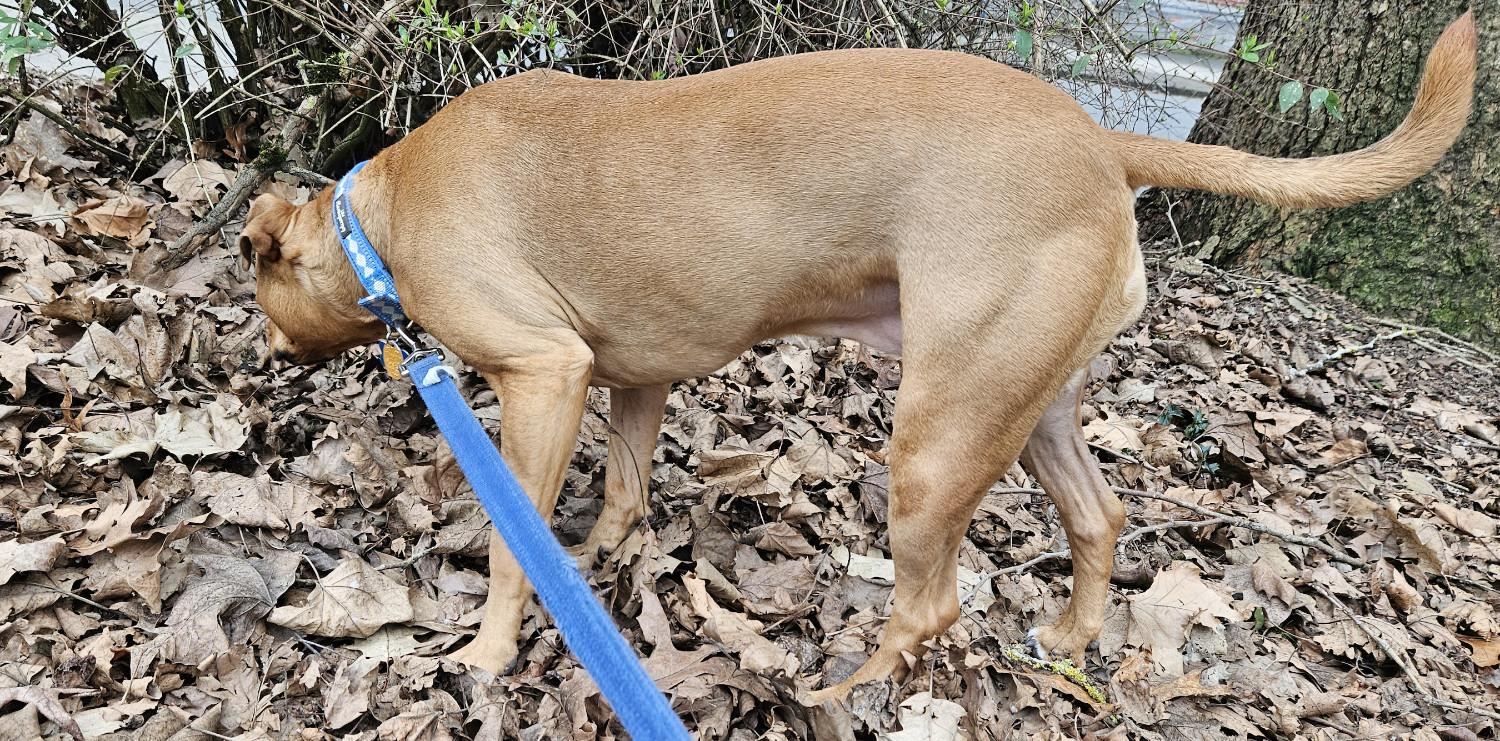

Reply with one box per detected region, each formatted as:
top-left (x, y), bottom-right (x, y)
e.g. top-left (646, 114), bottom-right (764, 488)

top-left (333, 160), bottom-right (409, 329)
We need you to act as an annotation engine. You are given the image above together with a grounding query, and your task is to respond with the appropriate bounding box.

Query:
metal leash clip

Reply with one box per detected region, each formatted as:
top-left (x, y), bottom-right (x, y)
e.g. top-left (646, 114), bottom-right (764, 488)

top-left (379, 321), bottom-right (426, 379)
top-left (383, 322), bottom-right (457, 388)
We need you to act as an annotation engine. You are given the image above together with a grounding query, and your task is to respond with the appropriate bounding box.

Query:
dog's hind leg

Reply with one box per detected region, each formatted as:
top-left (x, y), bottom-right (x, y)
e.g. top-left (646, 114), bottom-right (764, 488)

top-left (808, 351), bottom-right (1059, 702)
top-left (448, 340), bottom-right (595, 676)
top-left (575, 384), bottom-right (669, 563)
top-left (1021, 366), bottom-right (1125, 661)
top-left (807, 284), bottom-right (1103, 701)
top-left (805, 215), bottom-right (1145, 703)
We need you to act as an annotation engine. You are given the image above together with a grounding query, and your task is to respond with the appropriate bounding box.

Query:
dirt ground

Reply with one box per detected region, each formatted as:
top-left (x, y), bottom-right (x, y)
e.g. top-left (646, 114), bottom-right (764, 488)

top-left (2, 84), bottom-right (1499, 741)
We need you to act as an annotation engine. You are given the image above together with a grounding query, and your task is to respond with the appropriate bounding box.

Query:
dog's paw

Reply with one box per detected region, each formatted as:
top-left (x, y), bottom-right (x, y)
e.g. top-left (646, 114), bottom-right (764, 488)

top-left (1024, 628), bottom-right (1048, 660)
top-left (448, 639), bottom-right (518, 677)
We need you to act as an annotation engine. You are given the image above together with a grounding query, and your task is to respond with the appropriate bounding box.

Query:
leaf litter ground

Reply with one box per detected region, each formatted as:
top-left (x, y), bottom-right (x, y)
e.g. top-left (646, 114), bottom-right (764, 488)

top-left (2, 85), bottom-right (1500, 741)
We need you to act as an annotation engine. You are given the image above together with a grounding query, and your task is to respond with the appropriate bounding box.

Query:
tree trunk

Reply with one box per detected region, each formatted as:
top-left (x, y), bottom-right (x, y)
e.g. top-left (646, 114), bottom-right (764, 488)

top-left (1140, 1), bottom-right (1500, 347)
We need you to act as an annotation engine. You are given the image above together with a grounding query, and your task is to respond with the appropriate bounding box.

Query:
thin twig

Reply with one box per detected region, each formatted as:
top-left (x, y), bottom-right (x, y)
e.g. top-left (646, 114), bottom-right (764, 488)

top-left (870, 0), bottom-right (907, 48)
top-left (1114, 487), bottom-right (1363, 567)
top-left (1410, 338), bottom-right (1495, 374)
top-left (0, 82), bottom-right (131, 165)
top-left (377, 544), bottom-right (435, 571)
top-left (1314, 584), bottom-right (1424, 687)
top-left (162, 0), bottom-right (422, 269)
top-left (1373, 318), bottom-right (1499, 365)
top-left (1291, 329), bottom-right (1414, 378)
top-left (1312, 584), bottom-right (1500, 722)
top-left (995, 486), bottom-right (1362, 568)
top-left (1078, 0), bottom-right (1134, 62)
top-left (970, 511), bottom-right (1225, 599)
top-left (1087, 441), bottom-right (1158, 472)
top-left (283, 164), bottom-right (336, 186)
top-left (1119, 515), bottom-right (1228, 544)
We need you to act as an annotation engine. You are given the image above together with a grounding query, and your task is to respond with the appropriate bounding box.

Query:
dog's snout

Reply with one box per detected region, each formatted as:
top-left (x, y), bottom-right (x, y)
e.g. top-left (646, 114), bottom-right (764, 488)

top-left (272, 349), bottom-right (297, 364)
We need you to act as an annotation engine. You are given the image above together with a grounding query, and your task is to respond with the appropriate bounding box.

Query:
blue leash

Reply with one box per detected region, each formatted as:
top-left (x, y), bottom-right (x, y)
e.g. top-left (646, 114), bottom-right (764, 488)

top-left (332, 161), bottom-right (690, 740)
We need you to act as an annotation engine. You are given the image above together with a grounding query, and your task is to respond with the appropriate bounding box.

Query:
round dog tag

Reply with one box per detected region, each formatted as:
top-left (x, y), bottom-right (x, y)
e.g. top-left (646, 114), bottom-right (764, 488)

top-left (382, 342), bottom-right (404, 378)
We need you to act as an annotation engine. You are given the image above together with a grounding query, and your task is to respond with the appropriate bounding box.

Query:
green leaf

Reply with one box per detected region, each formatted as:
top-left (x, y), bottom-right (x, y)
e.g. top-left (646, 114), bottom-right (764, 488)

top-left (1309, 87), bottom-right (1329, 112)
top-left (1014, 28), bottom-right (1032, 61)
top-left (173, 42), bottom-right (196, 58)
top-left (1325, 90), bottom-right (1344, 121)
top-left (1071, 53), bottom-right (1091, 77)
top-left (1242, 50), bottom-right (1259, 63)
top-left (1278, 80), bottom-right (1303, 113)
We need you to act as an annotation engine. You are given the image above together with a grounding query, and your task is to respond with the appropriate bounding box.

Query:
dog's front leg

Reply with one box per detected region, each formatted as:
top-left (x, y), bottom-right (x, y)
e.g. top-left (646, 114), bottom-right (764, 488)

top-left (448, 343), bottom-right (594, 676)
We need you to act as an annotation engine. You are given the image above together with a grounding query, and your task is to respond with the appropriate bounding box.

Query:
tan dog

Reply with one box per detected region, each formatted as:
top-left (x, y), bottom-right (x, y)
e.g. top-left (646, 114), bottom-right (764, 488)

top-left (241, 13), bottom-right (1474, 700)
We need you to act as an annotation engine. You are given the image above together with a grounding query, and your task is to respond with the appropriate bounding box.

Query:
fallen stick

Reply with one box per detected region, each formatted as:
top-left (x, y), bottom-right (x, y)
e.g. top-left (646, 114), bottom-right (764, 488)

top-left (1313, 584), bottom-right (1500, 723)
top-left (1373, 318), bottom-right (1499, 365)
top-left (970, 503), bottom-right (1226, 597)
top-left (0, 82), bottom-right (132, 165)
top-left (992, 486), bottom-right (1363, 567)
top-left (1112, 487), bottom-right (1364, 567)
top-left (1087, 441), bottom-right (1158, 472)
top-left (1290, 329), bottom-right (1414, 378)
top-left (1409, 337), bottom-right (1495, 374)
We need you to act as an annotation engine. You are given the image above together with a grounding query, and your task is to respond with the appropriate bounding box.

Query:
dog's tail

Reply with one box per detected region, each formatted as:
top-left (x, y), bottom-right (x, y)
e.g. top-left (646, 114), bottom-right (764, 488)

top-left (1109, 11), bottom-right (1476, 209)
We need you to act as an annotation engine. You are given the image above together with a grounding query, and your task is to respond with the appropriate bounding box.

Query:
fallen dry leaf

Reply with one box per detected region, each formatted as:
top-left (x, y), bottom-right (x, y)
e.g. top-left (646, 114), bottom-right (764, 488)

top-left (73, 195), bottom-right (151, 240)
top-left (0, 534), bottom-right (66, 585)
top-left (1458, 636), bottom-right (1500, 668)
top-left (1126, 563), bottom-right (1240, 676)
top-left (885, 692), bottom-right (967, 741)
top-left (269, 557), bottom-right (414, 638)
top-left (0, 686), bottom-right (83, 741)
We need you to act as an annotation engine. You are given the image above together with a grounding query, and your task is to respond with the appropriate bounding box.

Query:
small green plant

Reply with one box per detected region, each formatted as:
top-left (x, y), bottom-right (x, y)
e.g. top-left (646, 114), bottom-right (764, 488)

top-left (1158, 403), bottom-right (1207, 439)
top-left (1279, 80), bottom-right (1343, 120)
top-left (1158, 404), bottom-right (1220, 476)
top-left (1234, 34), bottom-right (1274, 64)
top-left (1008, 3), bottom-right (1038, 62)
top-left (0, 8), bottom-right (56, 75)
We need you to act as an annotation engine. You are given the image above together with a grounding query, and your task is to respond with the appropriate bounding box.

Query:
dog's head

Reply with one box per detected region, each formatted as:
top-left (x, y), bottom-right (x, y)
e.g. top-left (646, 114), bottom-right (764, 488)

top-left (241, 191), bottom-right (385, 364)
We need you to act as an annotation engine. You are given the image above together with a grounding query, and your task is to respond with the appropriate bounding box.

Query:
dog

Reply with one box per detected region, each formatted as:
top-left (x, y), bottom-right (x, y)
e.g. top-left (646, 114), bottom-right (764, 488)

top-left (240, 12), bottom-right (1474, 701)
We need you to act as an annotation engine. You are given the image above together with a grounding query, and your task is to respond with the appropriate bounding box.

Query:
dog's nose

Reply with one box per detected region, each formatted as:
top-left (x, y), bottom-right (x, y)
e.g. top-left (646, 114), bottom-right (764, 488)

top-left (272, 349), bottom-right (297, 364)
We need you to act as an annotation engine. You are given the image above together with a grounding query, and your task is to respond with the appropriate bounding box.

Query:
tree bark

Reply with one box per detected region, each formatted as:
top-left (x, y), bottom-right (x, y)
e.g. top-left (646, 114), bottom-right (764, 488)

top-left (1140, 1), bottom-right (1500, 347)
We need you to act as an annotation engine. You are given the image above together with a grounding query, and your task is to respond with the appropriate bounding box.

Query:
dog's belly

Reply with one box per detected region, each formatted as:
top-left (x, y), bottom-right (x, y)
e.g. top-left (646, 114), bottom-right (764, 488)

top-left (780, 280), bottom-right (903, 356)
top-left (588, 280), bottom-right (902, 387)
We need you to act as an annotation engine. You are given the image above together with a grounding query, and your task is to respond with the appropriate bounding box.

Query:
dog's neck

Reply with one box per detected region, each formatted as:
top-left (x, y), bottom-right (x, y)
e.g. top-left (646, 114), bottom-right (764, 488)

top-left (312, 160), bottom-right (398, 326)
top-left (325, 160), bottom-right (399, 310)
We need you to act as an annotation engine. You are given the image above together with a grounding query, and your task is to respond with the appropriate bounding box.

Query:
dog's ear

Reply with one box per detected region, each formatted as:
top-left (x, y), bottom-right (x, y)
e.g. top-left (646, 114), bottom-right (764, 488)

top-left (238, 194), bottom-right (294, 271)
